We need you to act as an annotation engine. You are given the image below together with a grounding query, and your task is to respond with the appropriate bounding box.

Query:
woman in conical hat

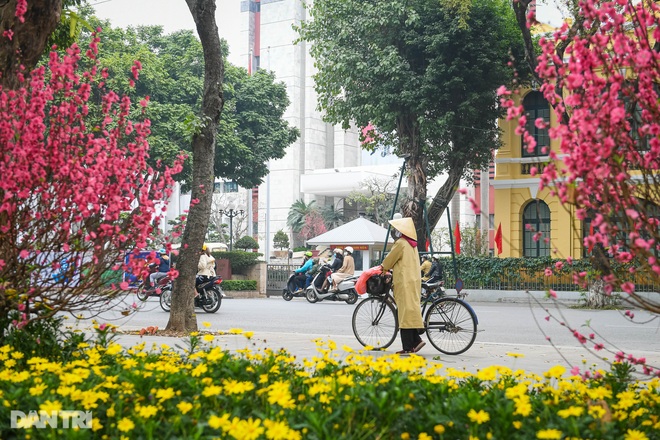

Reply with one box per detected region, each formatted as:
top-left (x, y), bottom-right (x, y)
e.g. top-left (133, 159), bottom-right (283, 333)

top-left (381, 217), bottom-right (425, 355)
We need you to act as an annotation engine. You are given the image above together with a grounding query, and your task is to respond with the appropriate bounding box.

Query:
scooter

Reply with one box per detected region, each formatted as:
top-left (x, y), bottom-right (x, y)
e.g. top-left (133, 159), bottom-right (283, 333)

top-left (282, 272), bottom-right (309, 301)
top-left (305, 264), bottom-right (358, 304)
top-left (136, 263), bottom-right (172, 301)
top-left (159, 275), bottom-right (223, 313)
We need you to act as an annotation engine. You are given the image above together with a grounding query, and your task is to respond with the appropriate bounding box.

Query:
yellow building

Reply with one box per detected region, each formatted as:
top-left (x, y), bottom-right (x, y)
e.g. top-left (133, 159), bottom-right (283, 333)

top-left (493, 89), bottom-right (586, 259)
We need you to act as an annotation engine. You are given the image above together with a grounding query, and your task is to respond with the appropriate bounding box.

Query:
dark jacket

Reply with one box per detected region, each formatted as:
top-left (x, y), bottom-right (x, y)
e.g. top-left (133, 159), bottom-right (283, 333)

top-left (426, 261), bottom-right (443, 282)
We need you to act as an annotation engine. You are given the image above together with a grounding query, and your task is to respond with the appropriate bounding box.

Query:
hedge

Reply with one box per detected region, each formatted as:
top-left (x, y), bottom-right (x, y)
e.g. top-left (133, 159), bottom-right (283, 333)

top-left (221, 280), bottom-right (257, 291)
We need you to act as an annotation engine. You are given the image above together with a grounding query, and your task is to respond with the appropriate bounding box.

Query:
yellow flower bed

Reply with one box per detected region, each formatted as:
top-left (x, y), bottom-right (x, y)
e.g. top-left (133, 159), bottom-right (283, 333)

top-left (0, 332), bottom-right (658, 439)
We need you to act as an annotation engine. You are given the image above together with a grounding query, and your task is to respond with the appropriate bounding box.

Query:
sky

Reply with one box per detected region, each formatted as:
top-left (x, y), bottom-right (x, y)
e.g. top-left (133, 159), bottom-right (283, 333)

top-left (91, 0), bottom-right (566, 53)
top-left (91, 0), bottom-right (244, 64)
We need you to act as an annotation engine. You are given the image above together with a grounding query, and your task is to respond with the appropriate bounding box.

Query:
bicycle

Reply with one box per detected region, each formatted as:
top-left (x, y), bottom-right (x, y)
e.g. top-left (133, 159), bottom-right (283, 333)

top-left (351, 279), bottom-right (479, 355)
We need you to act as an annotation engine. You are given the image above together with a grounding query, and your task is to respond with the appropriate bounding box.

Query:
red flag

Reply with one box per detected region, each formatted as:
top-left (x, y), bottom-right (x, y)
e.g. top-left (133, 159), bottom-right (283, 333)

top-left (454, 221), bottom-right (461, 255)
top-left (425, 238), bottom-right (430, 251)
top-left (495, 223), bottom-right (503, 255)
top-left (588, 222), bottom-right (595, 253)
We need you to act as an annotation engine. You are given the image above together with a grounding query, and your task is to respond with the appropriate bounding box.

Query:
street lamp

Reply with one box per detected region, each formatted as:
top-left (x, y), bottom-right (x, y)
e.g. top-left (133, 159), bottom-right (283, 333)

top-left (219, 209), bottom-right (244, 251)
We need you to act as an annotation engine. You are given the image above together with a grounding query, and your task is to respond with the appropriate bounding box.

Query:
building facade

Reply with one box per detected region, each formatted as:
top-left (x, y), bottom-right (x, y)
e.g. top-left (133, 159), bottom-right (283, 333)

top-left (493, 90), bottom-right (583, 259)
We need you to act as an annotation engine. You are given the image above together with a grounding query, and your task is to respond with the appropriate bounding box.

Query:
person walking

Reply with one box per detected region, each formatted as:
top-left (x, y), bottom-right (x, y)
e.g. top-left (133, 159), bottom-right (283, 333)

top-left (380, 217), bottom-right (425, 355)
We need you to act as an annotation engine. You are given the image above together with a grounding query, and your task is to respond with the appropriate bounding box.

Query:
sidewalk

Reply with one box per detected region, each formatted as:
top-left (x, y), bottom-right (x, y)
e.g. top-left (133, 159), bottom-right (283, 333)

top-left (109, 328), bottom-right (660, 378)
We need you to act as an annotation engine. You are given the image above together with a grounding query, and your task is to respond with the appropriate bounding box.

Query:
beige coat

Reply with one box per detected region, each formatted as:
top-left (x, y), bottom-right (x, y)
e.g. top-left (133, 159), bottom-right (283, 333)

top-left (381, 238), bottom-right (424, 329)
top-left (198, 253), bottom-right (216, 277)
top-left (331, 255), bottom-right (355, 284)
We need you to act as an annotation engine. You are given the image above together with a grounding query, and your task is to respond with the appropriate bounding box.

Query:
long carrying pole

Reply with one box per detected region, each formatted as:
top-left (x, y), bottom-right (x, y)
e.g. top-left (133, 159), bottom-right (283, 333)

top-left (380, 157), bottom-right (408, 263)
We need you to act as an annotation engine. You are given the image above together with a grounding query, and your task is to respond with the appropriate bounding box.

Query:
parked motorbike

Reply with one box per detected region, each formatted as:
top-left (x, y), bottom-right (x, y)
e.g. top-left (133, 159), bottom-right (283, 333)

top-left (305, 264), bottom-right (358, 304)
top-left (421, 278), bottom-right (446, 300)
top-left (160, 275), bottom-right (223, 313)
top-left (136, 263), bottom-right (172, 301)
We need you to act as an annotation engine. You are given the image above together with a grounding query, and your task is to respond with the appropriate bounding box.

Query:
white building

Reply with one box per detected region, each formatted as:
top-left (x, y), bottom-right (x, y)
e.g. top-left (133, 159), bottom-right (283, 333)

top-left (162, 0), bottom-right (486, 258)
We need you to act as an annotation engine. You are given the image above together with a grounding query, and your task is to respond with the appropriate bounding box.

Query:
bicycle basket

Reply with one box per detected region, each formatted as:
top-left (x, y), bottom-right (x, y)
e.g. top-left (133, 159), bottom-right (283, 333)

top-left (366, 273), bottom-right (392, 296)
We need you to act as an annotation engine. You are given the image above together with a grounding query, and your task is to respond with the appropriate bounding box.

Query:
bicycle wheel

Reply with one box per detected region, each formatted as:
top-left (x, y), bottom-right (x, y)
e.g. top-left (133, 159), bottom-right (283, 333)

top-left (136, 284), bottom-right (149, 301)
top-left (352, 296), bottom-right (398, 350)
top-left (425, 297), bottom-right (477, 355)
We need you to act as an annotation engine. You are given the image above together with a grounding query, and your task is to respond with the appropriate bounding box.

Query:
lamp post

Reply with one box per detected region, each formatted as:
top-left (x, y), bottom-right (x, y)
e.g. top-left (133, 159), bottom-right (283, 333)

top-left (219, 209), bottom-right (244, 251)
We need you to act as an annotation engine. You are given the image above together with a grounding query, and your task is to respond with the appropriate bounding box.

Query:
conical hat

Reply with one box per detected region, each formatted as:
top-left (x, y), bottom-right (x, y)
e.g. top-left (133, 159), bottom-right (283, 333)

top-left (388, 217), bottom-right (417, 241)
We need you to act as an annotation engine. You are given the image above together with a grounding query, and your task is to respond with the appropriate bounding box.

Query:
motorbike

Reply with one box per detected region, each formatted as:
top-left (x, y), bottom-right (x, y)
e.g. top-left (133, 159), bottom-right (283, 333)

top-left (282, 272), bottom-right (311, 301)
top-left (305, 264), bottom-right (358, 304)
top-left (160, 275), bottom-right (223, 313)
top-left (136, 263), bottom-right (172, 301)
top-left (421, 278), bottom-right (446, 300)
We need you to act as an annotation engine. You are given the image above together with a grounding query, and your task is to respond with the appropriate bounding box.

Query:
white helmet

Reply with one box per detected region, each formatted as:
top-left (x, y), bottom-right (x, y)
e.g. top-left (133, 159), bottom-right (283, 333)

top-left (333, 248), bottom-right (343, 255)
top-left (344, 246), bottom-right (353, 254)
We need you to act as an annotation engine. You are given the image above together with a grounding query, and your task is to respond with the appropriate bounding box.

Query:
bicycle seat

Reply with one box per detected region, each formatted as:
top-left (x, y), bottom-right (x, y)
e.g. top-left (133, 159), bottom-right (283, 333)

top-left (422, 281), bottom-right (441, 289)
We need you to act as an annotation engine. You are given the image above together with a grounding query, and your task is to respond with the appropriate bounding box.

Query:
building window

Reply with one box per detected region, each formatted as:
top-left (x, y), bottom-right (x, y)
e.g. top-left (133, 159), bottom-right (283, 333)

top-left (223, 181), bottom-right (239, 193)
top-left (522, 200), bottom-right (550, 257)
top-left (522, 91), bottom-right (550, 157)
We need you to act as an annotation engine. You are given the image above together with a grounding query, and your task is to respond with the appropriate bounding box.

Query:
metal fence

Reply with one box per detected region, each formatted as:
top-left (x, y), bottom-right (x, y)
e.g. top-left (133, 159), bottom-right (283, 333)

top-left (444, 267), bottom-right (660, 293)
top-left (266, 264), bottom-right (297, 296)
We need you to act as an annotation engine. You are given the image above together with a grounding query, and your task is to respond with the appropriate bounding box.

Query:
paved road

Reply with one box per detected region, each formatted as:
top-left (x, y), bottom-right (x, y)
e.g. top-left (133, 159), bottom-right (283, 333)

top-left (70, 295), bottom-right (660, 377)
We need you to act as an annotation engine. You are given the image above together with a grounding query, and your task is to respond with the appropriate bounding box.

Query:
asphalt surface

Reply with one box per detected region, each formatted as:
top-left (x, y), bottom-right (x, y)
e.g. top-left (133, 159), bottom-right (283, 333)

top-left (67, 295), bottom-right (660, 377)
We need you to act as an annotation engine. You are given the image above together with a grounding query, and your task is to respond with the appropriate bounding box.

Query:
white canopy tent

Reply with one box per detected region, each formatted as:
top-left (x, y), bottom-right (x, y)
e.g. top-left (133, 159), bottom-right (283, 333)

top-left (306, 217), bottom-right (394, 272)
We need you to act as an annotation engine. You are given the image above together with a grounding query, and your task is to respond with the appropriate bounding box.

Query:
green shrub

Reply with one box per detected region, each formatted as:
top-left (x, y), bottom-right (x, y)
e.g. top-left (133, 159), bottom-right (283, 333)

top-left (222, 280), bottom-right (257, 291)
top-left (212, 250), bottom-right (262, 275)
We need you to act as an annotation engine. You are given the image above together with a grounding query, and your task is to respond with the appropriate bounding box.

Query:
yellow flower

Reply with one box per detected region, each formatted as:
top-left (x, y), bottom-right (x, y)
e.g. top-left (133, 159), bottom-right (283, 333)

top-left (29, 383), bottom-right (47, 396)
top-left (223, 379), bottom-right (255, 395)
top-left (342, 345), bottom-right (354, 353)
top-left (544, 365), bottom-right (566, 379)
top-left (207, 347), bottom-right (224, 362)
top-left (244, 331), bottom-right (254, 339)
top-left (202, 321), bottom-right (211, 328)
top-left (202, 385), bottom-right (223, 397)
top-left (137, 405), bottom-right (158, 418)
top-left (434, 424), bottom-right (446, 434)
top-left (177, 401), bottom-right (193, 414)
top-left (117, 417), bottom-right (135, 432)
top-left (155, 387), bottom-right (175, 402)
top-left (107, 405), bottom-right (115, 417)
top-left (467, 409), bottom-right (490, 424)
top-left (401, 433), bottom-right (410, 440)
top-left (624, 429), bottom-right (649, 440)
top-left (418, 433), bottom-right (432, 440)
top-left (202, 334), bottom-right (215, 343)
top-left (208, 414), bottom-right (230, 430)
top-left (264, 419), bottom-right (302, 440)
top-left (39, 399), bottom-right (62, 414)
top-left (105, 343), bottom-right (122, 356)
top-left (536, 429), bottom-right (563, 439)
top-left (557, 406), bottom-right (584, 418)
top-left (231, 417), bottom-right (264, 440)
top-left (513, 421), bottom-right (522, 429)
top-left (191, 363), bottom-right (208, 377)
top-left (229, 328), bottom-right (244, 334)
top-left (92, 417), bottom-right (102, 431)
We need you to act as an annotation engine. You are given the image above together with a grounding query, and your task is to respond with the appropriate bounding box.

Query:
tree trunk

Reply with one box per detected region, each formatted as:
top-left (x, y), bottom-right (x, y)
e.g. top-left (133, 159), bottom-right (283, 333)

top-left (585, 278), bottom-right (617, 309)
top-left (0, 0), bottom-right (63, 90)
top-left (396, 116), bottom-right (428, 246)
top-left (426, 164), bottom-right (464, 232)
top-left (166, 0), bottom-right (224, 333)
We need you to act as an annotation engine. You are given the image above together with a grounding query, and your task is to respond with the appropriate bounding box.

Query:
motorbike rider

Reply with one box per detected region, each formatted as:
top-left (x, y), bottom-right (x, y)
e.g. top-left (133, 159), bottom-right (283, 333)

top-left (196, 244), bottom-right (216, 296)
top-left (306, 257), bottom-right (321, 287)
top-left (329, 246), bottom-right (355, 292)
top-left (425, 255), bottom-right (444, 284)
top-left (148, 248), bottom-right (170, 290)
top-left (321, 248), bottom-right (344, 291)
top-left (420, 254), bottom-right (432, 281)
top-left (293, 251), bottom-right (314, 292)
